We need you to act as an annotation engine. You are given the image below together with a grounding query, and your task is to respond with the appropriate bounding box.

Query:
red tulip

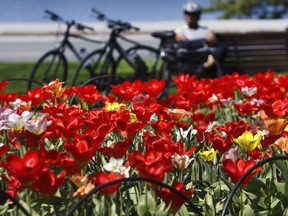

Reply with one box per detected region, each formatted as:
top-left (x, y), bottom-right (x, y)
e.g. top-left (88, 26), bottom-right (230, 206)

top-left (42, 102), bottom-right (84, 141)
top-left (1, 175), bottom-right (23, 200)
top-left (65, 139), bottom-right (99, 166)
top-left (224, 120), bottom-right (251, 138)
top-left (191, 111), bottom-right (215, 126)
top-left (0, 81), bottom-right (8, 92)
top-left (272, 99), bottom-right (288, 117)
top-left (59, 157), bottom-right (81, 176)
top-left (24, 130), bottom-right (41, 149)
top-left (31, 168), bottom-right (66, 196)
top-left (41, 149), bottom-right (66, 165)
top-left (150, 120), bottom-right (176, 136)
top-left (91, 172), bottom-right (123, 195)
top-left (222, 158), bottom-right (262, 185)
top-left (0, 144), bottom-right (9, 157)
top-left (62, 86), bottom-right (76, 99)
top-left (25, 88), bottom-right (52, 107)
top-left (132, 103), bottom-right (162, 122)
top-left (274, 74), bottom-right (288, 90)
top-left (128, 150), bottom-right (169, 182)
top-left (2, 151), bottom-right (45, 184)
top-left (111, 80), bottom-right (143, 100)
top-left (234, 100), bottom-right (255, 116)
top-left (155, 182), bottom-right (194, 213)
top-left (98, 138), bottom-right (132, 158)
top-left (144, 79), bottom-right (166, 98)
top-left (0, 91), bottom-right (18, 104)
top-left (125, 121), bottom-right (147, 137)
top-left (74, 84), bottom-right (102, 104)
top-left (208, 133), bottom-right (233, 154)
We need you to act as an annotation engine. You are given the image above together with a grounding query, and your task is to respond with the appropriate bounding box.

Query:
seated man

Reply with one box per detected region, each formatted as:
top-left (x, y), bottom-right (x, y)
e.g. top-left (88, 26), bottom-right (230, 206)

top-left (174, 1), bottom-right (217, 75)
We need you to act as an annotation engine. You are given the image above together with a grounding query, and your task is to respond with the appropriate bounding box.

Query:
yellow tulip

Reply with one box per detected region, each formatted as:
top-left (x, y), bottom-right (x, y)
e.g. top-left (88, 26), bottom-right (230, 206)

top-left (199, 148), bottom-right (217, 161)
top-left (105, 102), bottom-right (126, 112)
top-left (234, 131), bottom-right (261, 151)
top-left (129, 112), bottom-right (137, 120)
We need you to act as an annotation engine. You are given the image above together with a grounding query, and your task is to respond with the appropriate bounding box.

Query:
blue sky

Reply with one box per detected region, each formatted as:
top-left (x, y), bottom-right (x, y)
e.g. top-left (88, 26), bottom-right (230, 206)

top-left (0, 0), bottom-right (219, 22)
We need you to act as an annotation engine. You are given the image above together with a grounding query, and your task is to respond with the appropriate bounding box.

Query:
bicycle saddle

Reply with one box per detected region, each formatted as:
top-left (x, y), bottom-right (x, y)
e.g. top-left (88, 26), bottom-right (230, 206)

top-left (151, 31), bottom-right (175, 40)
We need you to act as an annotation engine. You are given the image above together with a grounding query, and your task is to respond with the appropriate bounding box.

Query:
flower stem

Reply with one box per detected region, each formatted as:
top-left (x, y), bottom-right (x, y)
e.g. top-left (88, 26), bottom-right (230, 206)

top-left (180, 170), bottom-right (183, 182)
top-left (3, 130), bottom-right (9, 145)
top-left (145, 182), bottom-right (148, 210)
top-left (240, 188), bottom-right (243, 216)
top-left (19, 130), bottom-right (27, 157)
top-left (26, 189), bottom-right (32, 215)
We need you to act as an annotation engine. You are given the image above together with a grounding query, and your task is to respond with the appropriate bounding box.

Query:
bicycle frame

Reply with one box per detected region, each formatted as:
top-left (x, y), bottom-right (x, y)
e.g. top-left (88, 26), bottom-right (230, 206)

top-left (54, 24), bottom-right (105, 61)
top-left (89, 9), bottom-right (161, 76)
top-left (28, 10), bottom-right (110, 90)
top-left (98, 29), bottom-right (141, 75)
top-left (70, 8), bottom-right (163, 87)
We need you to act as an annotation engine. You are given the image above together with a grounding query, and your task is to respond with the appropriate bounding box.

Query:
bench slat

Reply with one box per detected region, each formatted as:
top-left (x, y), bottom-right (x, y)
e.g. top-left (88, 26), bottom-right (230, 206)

top-left (217, 32), bottom-right (288, 74)
top-left (223, 66), bottom-right (288, 74)
top-left (225, 50), bottom-right (288, 56)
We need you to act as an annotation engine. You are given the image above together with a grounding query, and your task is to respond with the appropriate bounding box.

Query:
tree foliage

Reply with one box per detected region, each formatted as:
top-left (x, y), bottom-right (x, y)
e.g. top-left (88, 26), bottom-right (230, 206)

top-left (205, 0), bottom-right (288, 19)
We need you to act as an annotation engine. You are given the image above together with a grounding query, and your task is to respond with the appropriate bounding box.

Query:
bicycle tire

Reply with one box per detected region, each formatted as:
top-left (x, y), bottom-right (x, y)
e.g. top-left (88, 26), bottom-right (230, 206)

top-left (159, 60), bottom-right (172, 83)
top-left (70, 49), bottom-right (114, 91)
top-left (115, 45), bottom-right (161, 81)
top-left (28, 50), bottom-right (68, 90)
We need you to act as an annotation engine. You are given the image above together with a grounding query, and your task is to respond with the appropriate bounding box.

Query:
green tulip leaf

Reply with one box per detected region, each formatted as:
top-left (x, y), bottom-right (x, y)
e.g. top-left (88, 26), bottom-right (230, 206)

top-left (136, 193), bottom-right (156, 216)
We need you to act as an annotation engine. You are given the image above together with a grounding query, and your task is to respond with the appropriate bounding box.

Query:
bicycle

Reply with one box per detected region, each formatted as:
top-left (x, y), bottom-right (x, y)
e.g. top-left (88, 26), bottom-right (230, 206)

top-left (28, 10), bottom-right (104, 90)
top-left (70, 8), bottom-right (162, 91)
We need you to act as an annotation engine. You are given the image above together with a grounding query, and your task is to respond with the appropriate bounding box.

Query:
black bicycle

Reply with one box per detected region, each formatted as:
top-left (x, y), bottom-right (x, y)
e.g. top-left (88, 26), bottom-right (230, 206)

top-left (28, 10), bottom-right (104, 90)
top-left (70, 8), bottom-right (161, 91)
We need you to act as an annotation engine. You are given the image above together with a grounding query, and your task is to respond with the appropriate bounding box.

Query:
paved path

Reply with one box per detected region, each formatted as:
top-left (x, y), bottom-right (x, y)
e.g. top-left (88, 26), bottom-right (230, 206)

top-left (1, 20), bottom-right (287, 62)
top-left (0, 21), bottom-right (179, 62)
top-left (0, 34), bottom-right (160, 62)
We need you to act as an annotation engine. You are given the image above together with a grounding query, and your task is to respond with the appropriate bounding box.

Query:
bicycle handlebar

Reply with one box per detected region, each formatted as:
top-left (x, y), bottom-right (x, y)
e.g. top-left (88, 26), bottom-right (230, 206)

top-left (45, 10), bottom-right (64, 22)
top-left (44, 9), bottom-right (94, 32)
top-left (91, 8), bottom-right (140, 32)
top-left (75, 23), bottom-right (94, 31)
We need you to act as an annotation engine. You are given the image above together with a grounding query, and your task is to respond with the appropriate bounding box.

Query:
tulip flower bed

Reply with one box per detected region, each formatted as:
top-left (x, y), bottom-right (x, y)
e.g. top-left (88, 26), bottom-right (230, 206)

top-left (0, 71), bottom-right (288, 215)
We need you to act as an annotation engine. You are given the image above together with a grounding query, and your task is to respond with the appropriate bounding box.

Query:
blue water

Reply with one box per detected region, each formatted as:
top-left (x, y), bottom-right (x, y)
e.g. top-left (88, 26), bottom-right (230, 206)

top-left (0, 0), bottom-right (220, 22)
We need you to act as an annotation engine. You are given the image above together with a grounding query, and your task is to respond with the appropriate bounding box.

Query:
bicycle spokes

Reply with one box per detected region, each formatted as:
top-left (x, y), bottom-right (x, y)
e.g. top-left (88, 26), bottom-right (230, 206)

top-left (42, 54), bottom-right (65, 83)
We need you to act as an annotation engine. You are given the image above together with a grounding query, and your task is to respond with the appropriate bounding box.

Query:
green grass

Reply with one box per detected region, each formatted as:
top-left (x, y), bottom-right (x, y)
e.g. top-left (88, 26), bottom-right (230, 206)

top-left (0, 62), bottom-right (35, 93)
top-left (1, 61), bottom-right (286, 94)
top-left (0, 60), bottom-right (163, 93)
top-left (0, 62), bottom-right (80, 93)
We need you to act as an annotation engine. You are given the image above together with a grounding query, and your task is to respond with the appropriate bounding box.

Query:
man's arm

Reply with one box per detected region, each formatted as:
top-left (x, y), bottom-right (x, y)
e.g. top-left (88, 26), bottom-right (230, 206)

top-left (207, 29), bottom-right (217, 45)
top-left (175, 33), bottom-right (186, 41)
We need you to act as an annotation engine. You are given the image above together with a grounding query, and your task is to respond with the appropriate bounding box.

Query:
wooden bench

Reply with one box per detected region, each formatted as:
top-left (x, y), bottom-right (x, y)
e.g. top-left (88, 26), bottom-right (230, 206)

top-left (217, 32), bottom-right (288, 75)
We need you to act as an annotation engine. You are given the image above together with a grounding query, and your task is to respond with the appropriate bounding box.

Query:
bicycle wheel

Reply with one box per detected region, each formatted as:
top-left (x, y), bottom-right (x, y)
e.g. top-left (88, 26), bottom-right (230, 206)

top-left (159, 61), bottom-right (172, 83)
top-left (28, 50), bottom-right (67, 90)
top-left (115, 45), bottom-right (161, 81)
top-left (71, 49), bottom-right (115, 91)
